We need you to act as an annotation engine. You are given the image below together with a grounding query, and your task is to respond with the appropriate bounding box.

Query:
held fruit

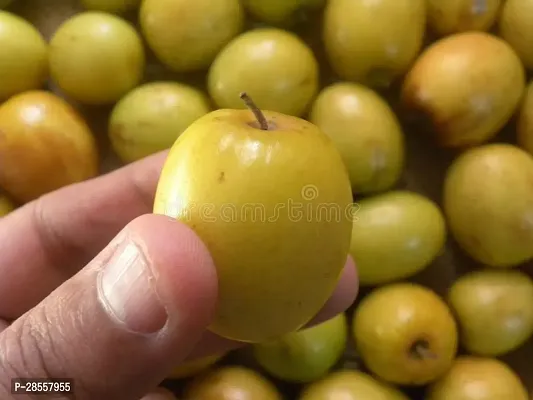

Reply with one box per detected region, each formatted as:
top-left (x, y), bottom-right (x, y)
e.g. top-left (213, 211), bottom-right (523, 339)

top-left (0, 195), bottom-right (15, 217)
top-left (401, 32), bottom-right (525, 148)
top-left (140, 0), bottom-right (244, 73)
top-left (353, 283), bottom-right (458, 386)
top-left (0, 91), bottom-right (98, 203)
top-left (427, 0), bottom-right (502, 36)
top-left (109, 82), bottom-right (211, 163)
top-left (153, 95), bottom-right (353, 343)
top-left (80, 0), bottom-right (141, 13)
top-left (349, 191), bottom-right (446, 286)
top-left (0, 11), bottom-right (48, 100)
top-left (49, 12), bottom-right (145, 105)
top-left (448, 269), bottom-right (533, 356)
top-left (299, 370), bottom-right (409, 400)
top-left (253, 313), bottom-right (347, 383)
top-left (208, 28), bottom-right (319, 117)
top-left (183, 366), bottom-right (282, 400)
top-left (443, 144), bottom-right (533, 267)
top-left (427, 357), bottom-right (529, 400)
top-left (499, 0), bottom-right (533, 70)
top-left (167, 353), bottom-right (226, 380)
top-left (309, 83), bottom-right (405, 194)
top-left (323, 0), bottom-right (426, 88)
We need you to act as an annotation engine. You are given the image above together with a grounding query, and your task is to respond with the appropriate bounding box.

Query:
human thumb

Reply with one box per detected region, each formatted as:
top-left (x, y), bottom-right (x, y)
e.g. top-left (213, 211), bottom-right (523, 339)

top-left (0, 214), bottom-right (218, 400)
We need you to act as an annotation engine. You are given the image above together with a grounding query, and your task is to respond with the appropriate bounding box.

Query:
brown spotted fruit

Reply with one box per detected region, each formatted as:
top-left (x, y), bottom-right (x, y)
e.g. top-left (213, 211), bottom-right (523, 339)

top-left (401, 32), bottom-right (525, 148)
top-left (0, 91), bottom-right (99, 203)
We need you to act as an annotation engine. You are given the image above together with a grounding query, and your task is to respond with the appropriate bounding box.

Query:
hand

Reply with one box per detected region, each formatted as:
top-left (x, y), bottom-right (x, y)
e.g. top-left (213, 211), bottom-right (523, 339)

top-left (0, 151), bottom-right (358, 400)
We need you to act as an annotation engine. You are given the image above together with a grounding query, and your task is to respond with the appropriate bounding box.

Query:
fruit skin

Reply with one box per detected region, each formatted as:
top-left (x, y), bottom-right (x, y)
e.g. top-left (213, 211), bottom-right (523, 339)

top-left (208, 28), bottom-right (319, 117)
top-left (0, 0), bottom-right (12, 8)
top-left (443, 144), bottom-right (533, 267)
top-left (499, 0), bottom-right (533, 70)
top-left (427, 0), bottom-right (502, 37)
top-left (353, 283), bottom-right (458, 386)
top-left (517, 81), bottom-right (533, 154)
top-left (80, 0), bottom-right (141, 13)
top-left (0, 11), bottom-right (48, 101)
top-left (0, 195), bottom-right (15, 217)
top-left (242, 0), bottom-right (326, 26)
top-left (109, 82), bottom-right (211, 163)
top-left (167, 353), bottom-right (226, 380)
top-left (153, 108), bottom-right (353, 343)
top-left (49, 12), bottom-right (145, 105)
top-left (401, 32), bottom-right (525, 148)
top-left (253, 313), bottom-right (347, 383)
top-left (323, 0), bottom-right (426, 88)
top-left (299, 370), bottom-right (409, 400)
top-left (309, 82), bottom-right (404, 194)
top-left (183, 366), bottom-right (282, 400)
top-left (0, 91), bottom-right (99, 203)
top-left (140, 0), bottom-right (244, 73)
top-left (350, 191), bottom-right (446, 286)
top-left (448, 269), bottom-right (533, 356)
top-left (427, 356), bottom-right (529, 400)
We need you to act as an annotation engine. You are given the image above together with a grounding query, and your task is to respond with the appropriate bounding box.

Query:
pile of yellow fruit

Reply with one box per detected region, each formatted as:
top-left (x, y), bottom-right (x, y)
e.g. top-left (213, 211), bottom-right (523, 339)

top-left (1, 0), bottom-right (533, 399)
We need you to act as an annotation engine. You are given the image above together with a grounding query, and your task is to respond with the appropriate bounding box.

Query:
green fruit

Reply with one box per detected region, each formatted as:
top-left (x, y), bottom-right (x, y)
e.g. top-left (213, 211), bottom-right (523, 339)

top-left (80, 0), bottom-right (141, 13)
top-left (353, 283), bottom-right (458, 386)
top-left (0, 195), bottom-right (15, 217)
top-left (242, 0), bottom-right (326, 26)
top-left (323, 0), bottom-right (426, 88)
top-left (448, 269), bottom-right (533, 356)
top-left (253, 313), bottom-right (347, 383)
top-left (299, 370), bottom-right (409, 400)
top-left (109, 82), bottom-right (211, 163)
top-left (0, 11), bottom-right (48, 100)
top-left (208, 28), bottom-right (319, 117)
top-left (309, 83), bottom-right (405, 194)
top-left (49, 12), bottom-right (145, 105)
top-left (153, 99), bottom-right (353, 343)
top-left (443, 144), bottom-right (533, 267)
top-left (499, 0), bottom-right (533, 70)
top-left (350, 191), bottom-right (446, 286)
top-left (183, 366), bottom-right (282, 400)
top-left (427, 357), bottom-right (529, 400)
top-left (140, 0), bottom-right (244, 73)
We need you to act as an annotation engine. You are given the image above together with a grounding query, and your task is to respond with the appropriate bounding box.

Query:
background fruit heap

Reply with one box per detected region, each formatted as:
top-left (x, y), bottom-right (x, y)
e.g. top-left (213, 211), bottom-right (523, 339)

top-left (1, 0), bottom-right (533, 399)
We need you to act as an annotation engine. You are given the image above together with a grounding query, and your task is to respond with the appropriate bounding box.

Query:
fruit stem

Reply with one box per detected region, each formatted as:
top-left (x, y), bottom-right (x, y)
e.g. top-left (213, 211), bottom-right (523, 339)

top-left (240, 92), bottom-right (269, 130)
top-left (410, 340), bottom-right (437, 360)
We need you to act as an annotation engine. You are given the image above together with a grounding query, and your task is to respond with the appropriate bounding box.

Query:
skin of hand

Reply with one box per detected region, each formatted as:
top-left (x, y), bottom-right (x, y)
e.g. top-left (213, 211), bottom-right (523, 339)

top-left (0, 151), bottom-right (359, 400)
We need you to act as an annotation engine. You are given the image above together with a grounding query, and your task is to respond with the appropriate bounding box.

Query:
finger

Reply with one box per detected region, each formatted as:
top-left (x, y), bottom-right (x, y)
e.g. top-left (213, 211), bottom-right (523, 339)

top-left (0, 151), bottom-right (168, 319)
top-left (0, 214), bottom-right (218, 400)
top-left (141, 388), bottom-right (178, 400)
top-left (181, 257), bottom-right (358, 361)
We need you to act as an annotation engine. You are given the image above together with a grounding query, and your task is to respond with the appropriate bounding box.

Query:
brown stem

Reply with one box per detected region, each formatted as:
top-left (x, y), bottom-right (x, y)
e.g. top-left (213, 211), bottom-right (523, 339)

top-left (240, 92), bottom-right (269, 130)
top-left (409, 340), bottom-right (437, 360)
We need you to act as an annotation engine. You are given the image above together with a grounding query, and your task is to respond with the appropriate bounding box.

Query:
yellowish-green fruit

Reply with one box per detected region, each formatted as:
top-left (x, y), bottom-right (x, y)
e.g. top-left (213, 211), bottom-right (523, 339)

top-left (499, 0), bottom-right (533, 70)
top-left (140, 0), bottom-right (244, 73)
top-left (0, 91), bottom-right (99, 203)
top-left (0, 11), bottom-right (48, 101)
top-left (517, 81), bottom-right (533, 154)
top-left (153, 102), bottom-right (353, 343)
top-left (109, 82), bottom-right (211, 163)
top-left (49, 12), bottom-right (145, 105)
top-left (299, 370), bottom-right (409, 400)
top-left (253, 313), bottom-right (347, 383)
top-left (242, 0), bottom-right (325, 26)
top-left (353, 283), bottom-right (458, 386)
top-left (208, 28), bottom-right (319, 117)
top-left (448, 269), bottom-right (533, 356)
top-left (80, 0), bottom-right (141, 13)
top-left (0, 195), bottom-right (15, 217)
top-left (427, 0), bottom-right (502, 36)
top-left (401, 32), bottom-right (525, 148)
top-left (443, 144), bottom-right (533, 267)
top-left (309, 82), bottom-right (404, 194)
top-left (183, 366), bottom-right (282, 400)
top-left (350, 191), bottom-right (446, 286)
top-left (167, 353), bottom-right (226, 380)
top-left (427, 357), bottom-right (529, 400)
top-left (323, 0), bottom-right (426, 88)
